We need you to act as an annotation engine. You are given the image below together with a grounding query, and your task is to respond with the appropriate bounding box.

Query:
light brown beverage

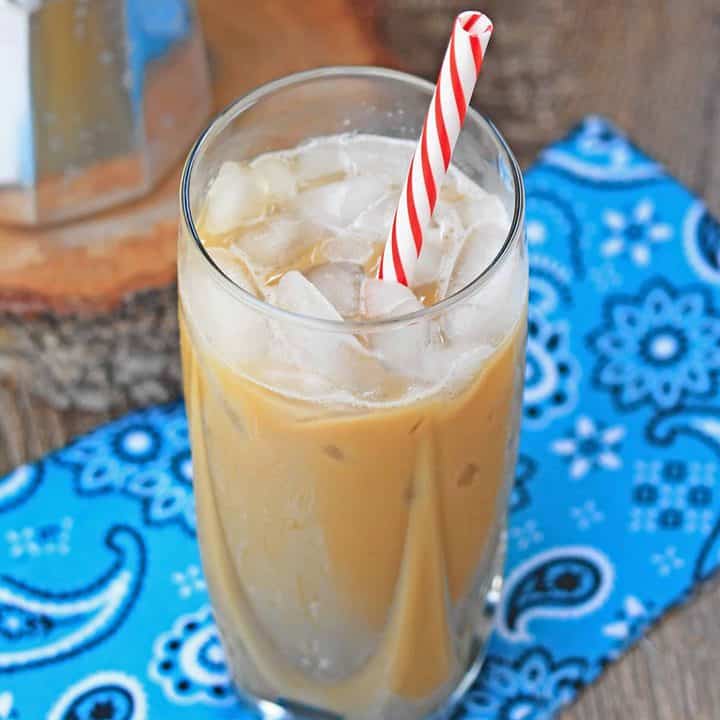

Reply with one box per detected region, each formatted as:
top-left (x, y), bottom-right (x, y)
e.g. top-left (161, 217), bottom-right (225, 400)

top-left (179, 79), bottom-right (526, 720)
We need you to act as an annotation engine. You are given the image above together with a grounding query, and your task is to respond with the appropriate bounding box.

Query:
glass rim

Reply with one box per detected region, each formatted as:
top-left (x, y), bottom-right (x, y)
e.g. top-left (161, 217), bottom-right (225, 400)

top-left (180, 65), bottom-right (525, 333)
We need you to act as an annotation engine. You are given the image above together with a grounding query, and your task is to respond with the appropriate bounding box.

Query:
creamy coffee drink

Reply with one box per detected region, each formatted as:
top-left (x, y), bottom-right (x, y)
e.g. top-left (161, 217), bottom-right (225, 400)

top-left (179, 132), bottom-right (527, 719)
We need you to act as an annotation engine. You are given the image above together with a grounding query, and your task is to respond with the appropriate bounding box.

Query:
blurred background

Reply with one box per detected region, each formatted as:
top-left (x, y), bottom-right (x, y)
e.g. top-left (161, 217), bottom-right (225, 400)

top-left (0, 2), bottom-right (719, 718)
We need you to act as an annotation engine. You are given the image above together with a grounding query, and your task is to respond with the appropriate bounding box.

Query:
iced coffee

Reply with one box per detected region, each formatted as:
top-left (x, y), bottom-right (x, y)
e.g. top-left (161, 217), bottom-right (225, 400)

top-left (179, 69), bottom-right (526, 720)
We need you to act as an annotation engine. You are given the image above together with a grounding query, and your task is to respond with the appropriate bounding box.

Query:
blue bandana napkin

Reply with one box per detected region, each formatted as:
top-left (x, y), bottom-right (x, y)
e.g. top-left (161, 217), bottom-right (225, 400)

top-left (2, 116), bottom-right (720, 720)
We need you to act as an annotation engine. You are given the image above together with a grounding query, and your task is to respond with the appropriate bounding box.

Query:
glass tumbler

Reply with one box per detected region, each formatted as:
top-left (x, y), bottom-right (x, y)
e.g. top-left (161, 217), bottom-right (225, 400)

top-left (178, 67), bottom-right (527, 720)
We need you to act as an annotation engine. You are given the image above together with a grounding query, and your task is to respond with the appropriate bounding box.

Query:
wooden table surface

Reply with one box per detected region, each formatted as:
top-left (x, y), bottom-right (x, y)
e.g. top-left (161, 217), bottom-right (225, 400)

top-left (2, 1), bottom-right (720, 717)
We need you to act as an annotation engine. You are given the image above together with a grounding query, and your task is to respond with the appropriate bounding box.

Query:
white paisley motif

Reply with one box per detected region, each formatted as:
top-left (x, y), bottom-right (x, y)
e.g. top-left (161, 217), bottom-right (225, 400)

top-left (524, 311), bottom-right (581, 429)
top-left (0, 526), bottom-right (143, 673)
top-left (0, 572), bottom-right (134, 670)
top-left (148, 605), bottom-right (236, 706)
top-left (47, 671), bottom-right (147, 720)
top-left (683, 199), bottom-right (720, 283)
top-left (0, 464), bottom-right (40, 511)
top-left (0, 466), bottom-right (32, 505)
top-left (601, 200), bottom-right (673, 267)
top-left (540, 116), bottom-right (664, 183)
top-left (602, 595), bottom-right (648, 649)
top-left (498, 546), bottom-right (615, 643)
top-left (0, 692), bottom-right (14, 720)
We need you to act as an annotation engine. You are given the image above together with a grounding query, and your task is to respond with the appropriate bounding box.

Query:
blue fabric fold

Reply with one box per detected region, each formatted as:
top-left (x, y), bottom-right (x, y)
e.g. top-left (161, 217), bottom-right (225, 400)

top-left (1, 116), bottom-right (719, 719)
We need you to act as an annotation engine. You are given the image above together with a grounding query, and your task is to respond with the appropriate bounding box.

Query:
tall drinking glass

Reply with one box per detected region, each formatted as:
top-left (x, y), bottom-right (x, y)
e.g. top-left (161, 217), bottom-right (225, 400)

top-left (178, 67), bottom-right (527, 720)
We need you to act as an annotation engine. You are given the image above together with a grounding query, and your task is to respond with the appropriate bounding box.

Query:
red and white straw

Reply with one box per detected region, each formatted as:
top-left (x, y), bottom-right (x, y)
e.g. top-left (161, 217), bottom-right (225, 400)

top-left (378, 11), bottom-right (493, 286)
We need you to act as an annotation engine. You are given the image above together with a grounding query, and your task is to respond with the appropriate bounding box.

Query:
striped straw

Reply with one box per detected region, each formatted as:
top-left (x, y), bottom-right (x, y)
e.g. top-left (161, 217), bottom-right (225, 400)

top-left (378, 11), bottom-right (493, 286)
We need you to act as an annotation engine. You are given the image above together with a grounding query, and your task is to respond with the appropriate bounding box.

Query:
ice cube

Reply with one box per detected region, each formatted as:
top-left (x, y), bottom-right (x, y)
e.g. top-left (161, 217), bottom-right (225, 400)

top-left (258, 365), bottom-right (344, 404)
top-left (322, 232), bottom-right (379, 266)
top-left (371, 322), bottom-right (435, 379)
top-left (362, 279), bottom-right (431, 376)
top-left (438, 172), bottom-right (466, 202)
top-left (406, 199), bottom-right (468, 294)
top-left (305, 262), bottom-right (364, 318)
top-left (412, 226), bottom-right (444, 287)
top-left (235, 217), bottom-right (318, 269)
top-left (352, 191), bottom-right (399, 238)
top-left (344, 136), bottom-right (413, 183)
top-left (295, 183), bottom-right (346, 228)
top-left (448, 224), bottom-right (508, 294)
top-left (413, 340), bottom-right (493, 393)
top-left (362, 278), bottom-right (422, 319)
top-left (294, 140), bottom-right (352, 186)
top-left (274, 271), bottom-right (383, 394)
top-left (432, 198), bottom-right (465, 243)
top-left (276, 270), bottom-right (343, 321)
top-left (412, 241), bottom-right (443, 288)
top-left (444, 302), bottom-right (492, 346)
top-left (456, 192), bottom-right (509, 232)
top-left (445, 344), bottom-right (496, 391)
top-left (204, 161), bottom-right (267, 233)
top-left (207, 247), bottom-right (261, 297)
top-left (180, 248), bottom-right (269, 366)
top-left (251, 154), bottom-right (297, 204)
top-left (445, 229), bottom-right (525, 345)
top-left (296, 176), bottom-right (389, 229)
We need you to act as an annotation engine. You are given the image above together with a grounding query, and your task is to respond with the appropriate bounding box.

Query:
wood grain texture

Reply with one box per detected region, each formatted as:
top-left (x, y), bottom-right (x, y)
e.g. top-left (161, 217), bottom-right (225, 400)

top-left (362, 0), bottom-right (720, 214)
top-left (2, 1), bottom-right (720, 717)
top-left (563, 576), bottom-right (720, 720)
